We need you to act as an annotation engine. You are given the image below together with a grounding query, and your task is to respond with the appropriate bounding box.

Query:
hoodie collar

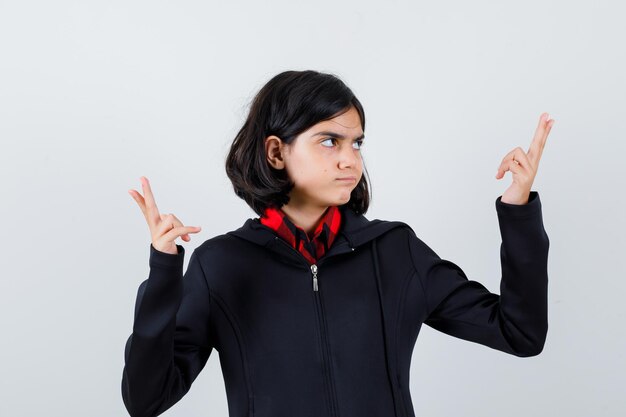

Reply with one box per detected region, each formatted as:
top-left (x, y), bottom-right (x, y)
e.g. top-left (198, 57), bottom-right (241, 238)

top-left (227, 203), bottom-right (409, 265)
top-left (260, 205), bottom-right (342, 265)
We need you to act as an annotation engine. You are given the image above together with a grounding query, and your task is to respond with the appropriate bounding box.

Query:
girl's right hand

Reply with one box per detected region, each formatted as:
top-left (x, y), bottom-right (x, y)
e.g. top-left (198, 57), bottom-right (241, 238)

top-left (127, 176), bottom-right (202, 255)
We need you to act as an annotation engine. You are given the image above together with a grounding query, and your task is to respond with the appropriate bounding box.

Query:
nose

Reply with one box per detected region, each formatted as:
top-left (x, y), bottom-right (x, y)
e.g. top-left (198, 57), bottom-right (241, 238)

top-left (338, 143), bottom-right (359, 169)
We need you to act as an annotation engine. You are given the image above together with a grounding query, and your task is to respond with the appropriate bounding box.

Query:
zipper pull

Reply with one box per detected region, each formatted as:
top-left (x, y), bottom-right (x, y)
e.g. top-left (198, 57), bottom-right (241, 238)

top-left (311, 264), bottom-right (318, 291)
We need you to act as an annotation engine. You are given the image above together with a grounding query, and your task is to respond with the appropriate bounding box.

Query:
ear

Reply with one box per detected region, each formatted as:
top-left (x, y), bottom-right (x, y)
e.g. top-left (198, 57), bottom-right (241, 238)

top-left (265, 135), bottom-right (287, 169)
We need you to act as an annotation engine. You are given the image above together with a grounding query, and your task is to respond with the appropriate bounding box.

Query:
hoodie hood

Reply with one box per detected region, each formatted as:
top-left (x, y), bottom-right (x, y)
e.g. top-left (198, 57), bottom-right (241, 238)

top-left (226, 204), bottom-right (409, 265)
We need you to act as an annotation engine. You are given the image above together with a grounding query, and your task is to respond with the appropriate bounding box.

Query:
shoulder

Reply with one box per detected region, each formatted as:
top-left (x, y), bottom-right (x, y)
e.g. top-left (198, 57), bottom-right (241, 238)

top-left (193, 232), bottom-right (243, 255)
top-left (371, 219), bottom-right (439, 266)
top-left (364, 217), bottom-right (434, 257)
top-left (183, 233), bottom-right (247, 272)
top-left (367, 217), bottom-right (419, 244)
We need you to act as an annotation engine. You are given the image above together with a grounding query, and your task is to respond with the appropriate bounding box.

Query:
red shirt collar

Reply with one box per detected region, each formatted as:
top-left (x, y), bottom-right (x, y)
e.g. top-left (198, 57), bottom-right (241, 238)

top-left (259, 205), bottom-right (342, 265)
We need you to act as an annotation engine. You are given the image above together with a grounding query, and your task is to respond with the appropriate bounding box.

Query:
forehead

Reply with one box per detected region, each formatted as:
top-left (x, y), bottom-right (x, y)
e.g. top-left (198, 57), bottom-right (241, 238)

top-left (310, 107), bottom-right (363, 135)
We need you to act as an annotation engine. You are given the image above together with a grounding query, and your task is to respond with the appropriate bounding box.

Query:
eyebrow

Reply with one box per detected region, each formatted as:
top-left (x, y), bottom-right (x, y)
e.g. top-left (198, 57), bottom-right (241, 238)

top-left (312, 131), bottom-right (365, 141)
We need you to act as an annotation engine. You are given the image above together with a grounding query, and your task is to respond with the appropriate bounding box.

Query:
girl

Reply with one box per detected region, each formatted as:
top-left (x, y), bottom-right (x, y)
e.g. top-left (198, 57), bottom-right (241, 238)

top-left (122, 70), bottom-right (554, 417)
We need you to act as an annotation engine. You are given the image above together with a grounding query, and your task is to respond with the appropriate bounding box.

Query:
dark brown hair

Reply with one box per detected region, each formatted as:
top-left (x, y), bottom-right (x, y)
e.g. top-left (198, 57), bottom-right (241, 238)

top-left (225, 70), bottom-right (371, 216)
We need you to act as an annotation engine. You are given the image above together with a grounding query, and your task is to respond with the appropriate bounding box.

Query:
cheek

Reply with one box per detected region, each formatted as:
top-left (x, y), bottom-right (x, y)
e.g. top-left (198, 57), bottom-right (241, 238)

top-left (288, 158), bottom-right (321, 185)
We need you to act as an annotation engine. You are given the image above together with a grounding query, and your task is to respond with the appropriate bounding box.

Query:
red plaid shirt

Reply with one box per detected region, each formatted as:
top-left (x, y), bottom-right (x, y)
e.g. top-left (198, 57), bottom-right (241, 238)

top-left (259, 205), bottom-right (342, 265)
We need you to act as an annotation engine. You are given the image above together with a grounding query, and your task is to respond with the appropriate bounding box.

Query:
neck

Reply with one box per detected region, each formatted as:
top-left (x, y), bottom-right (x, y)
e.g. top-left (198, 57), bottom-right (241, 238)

top-left (280, 203), bottom-right (329, 238)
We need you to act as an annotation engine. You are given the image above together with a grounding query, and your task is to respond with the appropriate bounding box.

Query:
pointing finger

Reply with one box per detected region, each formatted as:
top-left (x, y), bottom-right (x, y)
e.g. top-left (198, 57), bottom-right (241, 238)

top-left (140, 176), bottom-right (161, 227)
top-left (528, 113), bottom-right (554, 164)
top-left (128, 188), bottom-right (146, 217)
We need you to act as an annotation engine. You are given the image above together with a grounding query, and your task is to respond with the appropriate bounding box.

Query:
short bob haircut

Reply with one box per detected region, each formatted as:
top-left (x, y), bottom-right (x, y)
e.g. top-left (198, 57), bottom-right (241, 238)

top-left (225, 70), bottom-right (371, 217)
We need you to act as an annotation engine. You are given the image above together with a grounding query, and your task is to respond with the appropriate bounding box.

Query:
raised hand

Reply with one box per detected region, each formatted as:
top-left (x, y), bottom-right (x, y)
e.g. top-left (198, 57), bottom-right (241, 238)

top-left (127, 176), bottom-right (202, 255)
top-left (495, 112), bottom-right (555, 205)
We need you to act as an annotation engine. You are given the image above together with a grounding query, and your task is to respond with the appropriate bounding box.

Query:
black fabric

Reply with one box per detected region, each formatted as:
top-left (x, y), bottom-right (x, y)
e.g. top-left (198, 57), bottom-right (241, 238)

top-left (121, 192), bottom-right (550, 417)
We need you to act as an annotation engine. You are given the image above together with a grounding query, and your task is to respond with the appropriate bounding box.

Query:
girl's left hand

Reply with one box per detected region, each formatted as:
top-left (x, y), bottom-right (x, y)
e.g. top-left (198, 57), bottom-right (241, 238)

top-left (495, 112), bottom-right (555, 205)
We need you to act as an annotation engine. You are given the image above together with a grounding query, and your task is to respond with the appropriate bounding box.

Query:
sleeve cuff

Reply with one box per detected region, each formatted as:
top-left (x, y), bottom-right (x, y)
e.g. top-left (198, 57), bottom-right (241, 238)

top-left (495, 190), bottom-right (542, 219)
top-left (149, 243), bottom-right (185, 269)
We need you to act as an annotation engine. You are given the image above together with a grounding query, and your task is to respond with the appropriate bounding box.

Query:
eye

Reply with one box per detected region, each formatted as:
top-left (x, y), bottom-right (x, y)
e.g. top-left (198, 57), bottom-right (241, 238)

top-left (321, 138), bottom-right (365, 150)
top-left (321, 138), bottom-right (336, 147)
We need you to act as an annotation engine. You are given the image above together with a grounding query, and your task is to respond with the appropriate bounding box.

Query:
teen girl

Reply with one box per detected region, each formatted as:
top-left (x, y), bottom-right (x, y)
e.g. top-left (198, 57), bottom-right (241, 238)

top-left (122, 70), bottom-right (554, 417)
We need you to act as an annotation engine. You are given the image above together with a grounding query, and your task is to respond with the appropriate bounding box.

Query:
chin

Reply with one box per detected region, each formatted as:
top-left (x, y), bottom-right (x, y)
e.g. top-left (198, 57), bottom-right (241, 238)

top-left (317, 189), bottom-right (353, 207)
top-left (336, 194), bottom-right (352, 205)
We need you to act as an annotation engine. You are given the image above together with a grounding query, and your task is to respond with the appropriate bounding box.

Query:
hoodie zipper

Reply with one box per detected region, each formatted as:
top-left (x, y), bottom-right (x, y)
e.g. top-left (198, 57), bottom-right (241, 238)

top-left (273, 236), bottom-right (352, 417)
top-left (311, 264), bottom-right (318, 291)
top-left (312, 265), bottom-right (339, 417)
top-left (272, 236), bottom-right (354, 290)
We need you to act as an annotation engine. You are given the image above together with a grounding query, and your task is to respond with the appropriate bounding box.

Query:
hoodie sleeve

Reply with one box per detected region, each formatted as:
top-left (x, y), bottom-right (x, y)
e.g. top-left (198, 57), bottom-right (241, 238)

top-left (407, 191), bottom-right (549, 357)
top-left (121, 243), bottom-right (213, 417)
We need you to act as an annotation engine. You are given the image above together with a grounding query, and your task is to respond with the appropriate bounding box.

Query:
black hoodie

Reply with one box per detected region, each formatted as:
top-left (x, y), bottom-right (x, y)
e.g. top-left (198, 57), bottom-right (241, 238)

top-left (121, 191), bottom-right (549, 417)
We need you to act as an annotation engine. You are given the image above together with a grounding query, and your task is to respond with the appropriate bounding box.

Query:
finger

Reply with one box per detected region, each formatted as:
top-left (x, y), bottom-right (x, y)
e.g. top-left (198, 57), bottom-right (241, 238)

top-left (507, 158), bottom-right (525, 177)
top-left (168, 213), bottom-right (202, 242)
top-left (495, 148), bottom-right (517, 179)
top-left (512, 146), bottom-right (534, 172)
top-left (162, 225), bottom-right (202, 244)
top-left (161, 215), bottom-right (202, 243)
top-left (141, 176), bottom-right (161, 226)
top-left (528, 113), bottom-right (552, 164)
top-left (496, 157), bottom-right (525, 180)
top-left (536, 115), bottom-right (554, 156)
top-left (160, 213), bottom-right (190, 242)
top-left (496, 147), bottom-right (533, 179)
top-left (128, 188), bottom-right (148, 217)
top-left (543, 118), bottom-right (555, 143)
top-left (157, 213), bottom-right (202, 242)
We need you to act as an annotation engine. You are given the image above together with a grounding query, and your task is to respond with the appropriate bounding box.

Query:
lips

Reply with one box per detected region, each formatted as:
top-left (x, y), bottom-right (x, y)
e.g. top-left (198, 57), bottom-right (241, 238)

top-left (336, 177), bottom-right (357, 182)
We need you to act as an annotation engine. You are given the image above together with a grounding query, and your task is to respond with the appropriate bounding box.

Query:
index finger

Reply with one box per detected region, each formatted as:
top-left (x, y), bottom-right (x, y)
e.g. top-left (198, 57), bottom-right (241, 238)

top-left (528, 112), bottom-right (553, 162)
top-left (140, 176), bottom-right (161, 225)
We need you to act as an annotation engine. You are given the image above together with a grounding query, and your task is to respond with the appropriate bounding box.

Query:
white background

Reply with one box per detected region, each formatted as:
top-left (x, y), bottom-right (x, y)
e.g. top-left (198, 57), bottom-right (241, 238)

top-left (1, 0), bottom-right (624, 416)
